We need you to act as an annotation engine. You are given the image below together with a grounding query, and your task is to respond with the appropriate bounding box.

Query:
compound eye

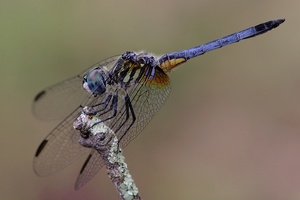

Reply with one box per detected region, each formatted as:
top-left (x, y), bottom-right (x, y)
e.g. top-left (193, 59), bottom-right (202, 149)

top-left (83, 69), bottom-right (107, 95)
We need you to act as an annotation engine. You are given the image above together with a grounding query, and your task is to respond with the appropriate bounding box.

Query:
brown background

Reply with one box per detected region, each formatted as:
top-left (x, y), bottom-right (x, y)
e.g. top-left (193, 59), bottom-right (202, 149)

top-left (1, 1), bottom-right (299, 199)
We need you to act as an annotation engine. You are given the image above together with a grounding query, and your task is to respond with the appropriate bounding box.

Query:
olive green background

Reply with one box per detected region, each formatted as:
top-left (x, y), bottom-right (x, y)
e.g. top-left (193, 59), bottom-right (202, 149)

top-left (1, 1), bottom-right (299, 199)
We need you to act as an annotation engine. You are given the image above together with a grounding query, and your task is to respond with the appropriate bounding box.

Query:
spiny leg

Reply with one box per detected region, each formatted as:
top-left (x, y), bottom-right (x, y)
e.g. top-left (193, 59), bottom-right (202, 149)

top-left (88, 93), bottom-right (113, 113)
top-left (90, 92), bottom-right (119, 129)
top-left (98, 93), bottom-right (119, 122)
top-left (115, 94), bottom-right (136, 143)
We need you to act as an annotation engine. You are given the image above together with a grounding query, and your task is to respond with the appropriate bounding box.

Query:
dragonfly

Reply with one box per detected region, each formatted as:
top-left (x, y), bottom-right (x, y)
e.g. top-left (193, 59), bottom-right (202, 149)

top-left (33, 19), bottom-right (284, 190)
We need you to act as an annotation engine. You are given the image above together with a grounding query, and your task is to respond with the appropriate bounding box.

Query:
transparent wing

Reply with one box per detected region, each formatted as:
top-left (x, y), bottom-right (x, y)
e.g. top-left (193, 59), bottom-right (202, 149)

top-left (33, 107), bottom-right (91, 176)
top-left (32, 55), bottom-right (120, 120)
top-left (75, 150), bottom-right (104, 190)
top-left (33, 76), bottom-right (88, 120)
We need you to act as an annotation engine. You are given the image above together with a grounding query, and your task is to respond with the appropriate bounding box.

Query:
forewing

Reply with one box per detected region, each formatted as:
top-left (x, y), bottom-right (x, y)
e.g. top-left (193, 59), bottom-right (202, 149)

top-left (32, 55), bottom-right (120, 120)
top-left (33, 76), bottom-right (88, 120)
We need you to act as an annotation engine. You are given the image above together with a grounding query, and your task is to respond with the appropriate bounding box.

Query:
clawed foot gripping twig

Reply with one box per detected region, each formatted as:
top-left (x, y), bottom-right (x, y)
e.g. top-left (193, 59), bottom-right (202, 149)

top-left (73, 106), bottom-right (141, 200)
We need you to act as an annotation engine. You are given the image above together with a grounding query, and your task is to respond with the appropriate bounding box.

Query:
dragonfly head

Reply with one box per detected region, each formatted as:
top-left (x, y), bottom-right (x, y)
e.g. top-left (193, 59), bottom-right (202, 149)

top-left (83, 67), bottom-right (107, 95)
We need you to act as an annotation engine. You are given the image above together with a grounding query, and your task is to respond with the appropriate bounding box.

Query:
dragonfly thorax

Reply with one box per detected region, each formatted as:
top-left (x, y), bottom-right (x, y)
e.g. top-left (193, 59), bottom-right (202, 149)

top-left (83, 67), bottom-right (108, 95)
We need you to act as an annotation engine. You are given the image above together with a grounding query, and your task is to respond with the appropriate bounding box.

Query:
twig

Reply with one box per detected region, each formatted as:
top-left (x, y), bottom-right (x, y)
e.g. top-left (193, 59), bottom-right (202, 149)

top-left (74, 107), bottom-right (141, 200)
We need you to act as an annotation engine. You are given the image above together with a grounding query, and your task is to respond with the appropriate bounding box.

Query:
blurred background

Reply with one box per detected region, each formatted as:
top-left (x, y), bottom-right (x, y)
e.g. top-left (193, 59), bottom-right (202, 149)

top-left (0, 0), bottom-right (299, 199)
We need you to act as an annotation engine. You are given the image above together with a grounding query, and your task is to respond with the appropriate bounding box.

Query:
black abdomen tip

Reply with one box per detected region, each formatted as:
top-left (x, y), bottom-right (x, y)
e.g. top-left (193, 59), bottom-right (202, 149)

top-left (273, 19), bottom-right (285, 27)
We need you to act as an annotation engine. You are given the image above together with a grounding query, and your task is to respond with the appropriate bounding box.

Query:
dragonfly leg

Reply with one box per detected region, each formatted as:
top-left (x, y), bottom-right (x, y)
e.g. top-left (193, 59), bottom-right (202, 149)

top-left (98, 93), bottom-right (118, 122)
top-left (86, 93), bottom-right (113, 115)
top-left (90, 93), bottom-right (119, 128)
top-left (90, 93), bottom-right (112, 108)
top-left (116, 94), bottom-right (136, 144)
